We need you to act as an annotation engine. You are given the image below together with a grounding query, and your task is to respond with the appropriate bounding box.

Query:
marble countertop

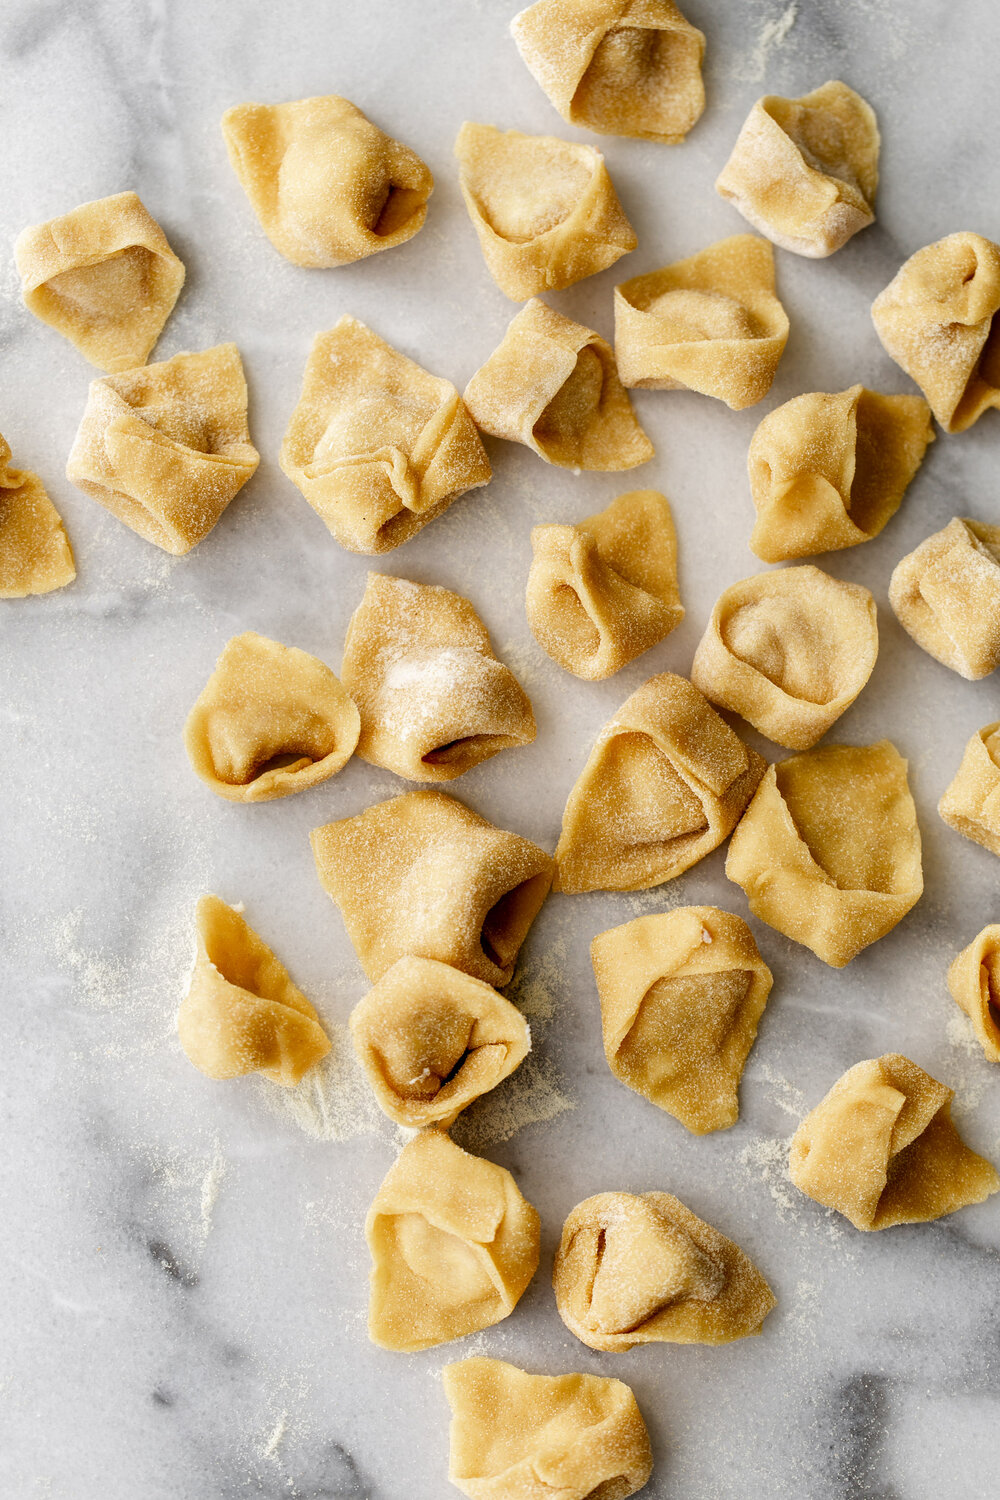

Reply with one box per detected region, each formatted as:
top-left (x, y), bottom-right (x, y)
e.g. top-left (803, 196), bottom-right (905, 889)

top-left (3, 1), bottom-right (999, 1496)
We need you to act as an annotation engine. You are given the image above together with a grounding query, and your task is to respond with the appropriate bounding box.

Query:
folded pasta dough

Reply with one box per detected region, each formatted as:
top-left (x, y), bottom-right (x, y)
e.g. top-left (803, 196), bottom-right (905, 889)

top-left (177, 895), bottom-right (330, 1086)
top-left (789, 1054), bottom-right (999, 1229)
top-left (66, 344), bottom-right (259, 555)
top-left (526, 489), bottom-right (683, 679)
top-left (748, 386), bottom-right (934, 562)
top-left (614, 236), bottom-right (789, 407)
top-left (554, 1190), bottom-right (775, 1350)
top-left (15, 191), bottom-right (184, 372)
top-left (511, 0), bottom-right (705, 144)
top-left (281, 317), bottom-right (491, 554)
top-left (726, 741), bottom-right (922, 968)
top-left (889, 518), bottom-right (1000, 680)
top-left (341, 572), bottom-right (535, 781)
top-left (948, 927), bottom-right (1000, 1063)
top-left (0, 433), bottom-right (75, 598)
top-left (591, 907), bottom-right (773, 1134)
top-left (184, 632), bottom-right (360, 803)
top-left (443, 1357), bottom-right (653, 1500)
top-left (464, 298), bottom-right (653, 470)
top-left (872, 232), bottom-right (1000, 433)
top-left (311, 790), bottom-right (554, 985)
top-left (690, 566), bottom-right (878, 751)
top-left (939, 722), bottom-right (1000, 856)
top-left (221, 95), bottom-right (432, 268)
top-left (555, 673), bottom-right (765, 894)
top-left (716, 82), bottom-right (879, 258)
top-left (366, 1130), bottom-right (539, 1351)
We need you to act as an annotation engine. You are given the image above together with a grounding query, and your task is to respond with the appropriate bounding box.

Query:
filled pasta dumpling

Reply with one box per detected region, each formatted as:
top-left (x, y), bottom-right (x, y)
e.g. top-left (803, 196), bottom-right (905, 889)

top-left (948, 927), bottom-right (1000, 1064)
top-left (939, 722), bottom-right (1000, 857)
top-left (0, 433), bottom-right (75, 598)
top-left (889, 518), bottom-right (1000, 680)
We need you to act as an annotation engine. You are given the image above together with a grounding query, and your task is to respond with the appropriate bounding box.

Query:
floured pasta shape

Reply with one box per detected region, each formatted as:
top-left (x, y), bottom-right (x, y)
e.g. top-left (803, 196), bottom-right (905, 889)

top-left (0, 433), bottom-right (75, 598)
top-left (889, 518), bottom-right (1000, 680)
top-left (350, 956), bottom-right (530, 1128)
top-left (872, 232), bottom-right (1000, 433)
top-left (511, 0), bottom-right (706, 144)
top-left (748, 386), bottom-right (934, 562)
top-left (184, 631), bottom-right (360, 803)
top-left (526, 488), bottom-right (683, 680)
top-left (66, 344), bottom-right (259, 555)
top-left (222, 95), bottom-right (432, 268)
top-left (177, 895), bottom-right (330, 1087)
top-left (591, 906), bottom-right (773, 1134)
top-left (464, 298), bottom-right (653, 470)
top-left (789, 1053), bottom-right (999, 1229)
top-left (15, 191), bottom-right (184, 372)
top-left (555, 673), bottom-right (765, 894)
top-left (939, 722), bottom-right (1000, 857)
top-left (281, 316), bottom-right (491, 554)
top-left (443, 1357), bottom-right (653, 1500)
top-left (726, 741), bottom-right (922, 968)
top-left (948, 927), bottom-right (1000, 1063)
top-left (311, 790), bottom-right (554, 986)
top-left (690, 566), bottom-right (878, 751)
top-left (341, 572), bottom-right (535, 781)
top-left (366, 1130), bottom-right (539, 1351)
top-left (615, 236), bottom-right (789, 408)
top-left (716, 82), bottom-right (879, 258)
top-left (554, 1190), bottom-right (775, 1350)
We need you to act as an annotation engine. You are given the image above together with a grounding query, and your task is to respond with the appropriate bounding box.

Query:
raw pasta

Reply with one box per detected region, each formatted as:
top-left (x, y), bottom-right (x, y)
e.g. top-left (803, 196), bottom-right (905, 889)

top-left (947, 927), bottom-right (1000, 1063)
top-left (939, 722), bottom-right (1000, 856)
top-left (889, 517), bottom-right (1000, 679)
top-left (0, 433), bottom-right (75, 598)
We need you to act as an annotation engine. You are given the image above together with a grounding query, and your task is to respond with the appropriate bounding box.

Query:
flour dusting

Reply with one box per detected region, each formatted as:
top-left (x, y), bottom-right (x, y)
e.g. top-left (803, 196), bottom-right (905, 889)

top-left (256, 1024), bottom-right (390, 1144)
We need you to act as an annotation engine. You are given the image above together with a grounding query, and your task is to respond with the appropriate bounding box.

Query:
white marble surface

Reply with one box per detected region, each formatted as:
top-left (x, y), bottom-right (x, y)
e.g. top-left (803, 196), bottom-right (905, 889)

top-left (3, 1), bottom-right (1000, 1495)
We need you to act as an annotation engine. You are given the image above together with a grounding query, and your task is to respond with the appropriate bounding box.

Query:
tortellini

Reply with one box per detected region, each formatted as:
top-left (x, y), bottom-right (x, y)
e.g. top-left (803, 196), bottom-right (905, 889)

top-left (554, 1190), bottom-right (775, 1350)
top-left (614, 235), bottom-right (789, 408)
top-left (511, 0), bottom-right (706, 144)
top-left (715, 82), bottom-right (879, 258)
top-left (948, 927), bottom-right (1000, 1064)
top-left (526, 488), bottom-right (684, 680)
top-left (872, 232), bottom-right (1000, 433)
top-left (280, 316), bottom-right (491, 554)
top-left (464, 298), bottom-right (653, 471)
top-left (454, 123), bottom-right (636, 301)
top-left (366, 1130), bottom-right (539, 1351)
top-left (221, 94), bottom-right (433, 268)
top-left (341, 572), bottom-right (535, 781)
top-left (0, 433), bottom-right (75, 598)
top-left (184, 631), bottom-right (360, 803)
top-left (591, 906), bottom-right (773, 1134)
top-left (177, 895), bottom-right (330, 1087)
top-left (726, 741), bottom-right (923, 968)
top-left (66, 344), bottom-right (259, 555)
top-left (350, 956), bottom-right (531, 1128)
top-left (939, 722), bottom-right (1000, 857)
top-left (747, 385), bottom-right (934, 562)
top-left (14, 191), bottom-right (184, 373)
top-left (443, 1357), bottom-right (653, 1500)
top-left (311, 790), bottom-right (554, 986)
top-left (789, 1053), bottom-right (999, 1230)
top-left (555, 672), bottom-right (765, 894)
top-left (889, 518), bottom-right (1000, 680)
top-left (690, 566), bottom-right (878, 751)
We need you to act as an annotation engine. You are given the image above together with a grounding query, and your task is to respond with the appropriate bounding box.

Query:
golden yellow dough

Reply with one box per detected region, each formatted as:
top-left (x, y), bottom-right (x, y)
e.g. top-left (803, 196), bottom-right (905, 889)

top-left (526, 489), bottom-right (683, 680)
top-left (443, 1356), bottom-right (653, 1500)
top-left (66, 344), bottom-right (259, 555)
top-left (748, 386), bottom-right (934, 562)
top-left (690, 566), bottom-right (878, 751)
top-left (15, 191), bottom-right (184, 372)
top-left (789, 1053), bottom-right (999, 1229)
top-left (889, 517), bottom-right (1000, 680)
top-left (872, 232), bottom-right (1000, 433)
top-left (939, 722), bottom-right (1000, 856)
top-left (511, 0), bottom-right (705, 144)
top-left (280, 316), bottom-right (491, 554)
top-left (184, 631), bottom-right (360, 803)
top-left (614, 236), bottom-right (789, 407)
top-left (726, 741), bottom-right (923, 968)
top-left (221, 95), bottom-right (432, 268)
top-left (555, 672), bottom-right (765, 894)
top-left (341, 572), bottom-right (535, 782)
top-left (716, 82), bottom-right (879, 258)
top-left (366, 1131), bottom-right (539, 1351)
top-left (464, 298), bottom-right (653, 471)
top-left (0, 433), bottom-right (75, 598)
top-left (947, 927), bottom-right (1000, 1064)
top-left (591, 906), bottom-right (773, 1134)
top-left (311, 790), bottom-right (554, 986)
top-left (177, 895), bottom-right (330, 1086)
